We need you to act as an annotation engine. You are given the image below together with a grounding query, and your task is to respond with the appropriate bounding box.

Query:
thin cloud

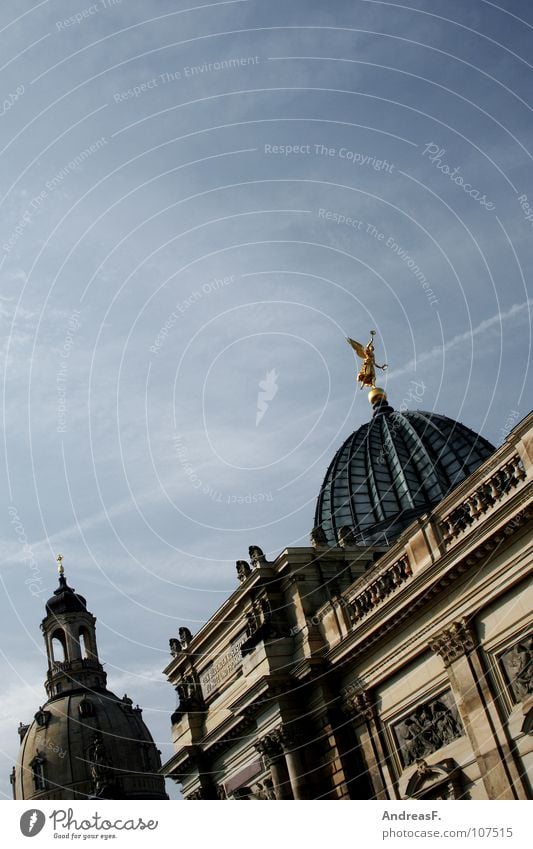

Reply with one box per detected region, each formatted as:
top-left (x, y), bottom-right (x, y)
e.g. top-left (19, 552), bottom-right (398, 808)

top-left (390, 300), bottom-right (532, 379)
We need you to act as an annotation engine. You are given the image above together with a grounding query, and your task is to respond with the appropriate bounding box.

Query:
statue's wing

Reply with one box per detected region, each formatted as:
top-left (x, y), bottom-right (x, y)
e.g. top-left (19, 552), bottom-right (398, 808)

top-left (346, 337), bottom-right (366, 359)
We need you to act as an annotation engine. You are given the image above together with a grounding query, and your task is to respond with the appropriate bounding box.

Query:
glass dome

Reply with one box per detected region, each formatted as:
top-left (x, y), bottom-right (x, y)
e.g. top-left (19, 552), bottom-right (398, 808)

top-left (315, 397), bottom-right (495, 546)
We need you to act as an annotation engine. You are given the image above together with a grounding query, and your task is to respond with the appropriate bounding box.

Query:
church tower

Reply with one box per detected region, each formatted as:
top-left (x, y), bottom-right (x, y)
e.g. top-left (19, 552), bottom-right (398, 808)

top-left (11, 557), bottom-right (168, 800)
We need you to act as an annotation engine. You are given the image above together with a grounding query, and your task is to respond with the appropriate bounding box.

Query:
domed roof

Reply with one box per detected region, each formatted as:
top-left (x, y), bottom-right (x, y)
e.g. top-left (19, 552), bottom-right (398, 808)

top-left (15, 689), bottom-right (167, 800)
top-left (45, 576), bottom-right (87, 616)
top-left (315, 396), bottom-right (495, 546)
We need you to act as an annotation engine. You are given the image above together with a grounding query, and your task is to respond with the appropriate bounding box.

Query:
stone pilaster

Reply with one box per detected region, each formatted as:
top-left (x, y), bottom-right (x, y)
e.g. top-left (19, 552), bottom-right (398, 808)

top-left (429, 619), bottom-right (529, 800)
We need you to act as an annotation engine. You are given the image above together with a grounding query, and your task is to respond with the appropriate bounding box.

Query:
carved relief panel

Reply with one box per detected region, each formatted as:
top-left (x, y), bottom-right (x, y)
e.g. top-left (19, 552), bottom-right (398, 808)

top-left (392, 690), bottom-right (464, 768)
top-left (499, 633), bottom-right (532, 704)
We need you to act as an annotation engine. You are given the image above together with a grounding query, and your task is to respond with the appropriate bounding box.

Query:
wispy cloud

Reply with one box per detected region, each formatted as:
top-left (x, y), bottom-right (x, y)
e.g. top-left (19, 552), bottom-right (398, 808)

top-left (389, 300), bottom-right (532, 379)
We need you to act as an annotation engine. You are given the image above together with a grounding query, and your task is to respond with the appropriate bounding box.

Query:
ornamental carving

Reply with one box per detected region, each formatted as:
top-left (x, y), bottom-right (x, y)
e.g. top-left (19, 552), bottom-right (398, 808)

top-left (310, 525), bottom-right (328, 547)
top-left (249, 545), bottom-right (267, 567)
top-left (242, 597), bottom-right (275, 654)
top-left (393, 691), bottom-right (463, 768)
top-left (405, 758), bottom-right (465, 800)
top-left (169, 638), bottom-right (181, 657)
top-left (87, 732), bottom-right (114, 797)
top-left (337, 525), bottom-right (357, 547)
top-left (34, 707), bottom-right (51, 728)
top-left (236, 560), bottom-right (252, 582)
top-left (232, 780), bottom-right (276, 800)
top-left (255, 726), bottom-right (298, 761)
top-left (428, 618), bottom-right (476, 666)
top-left (500, 634), bottom-right (532, 703)
top-left (254, 733), bottom-right (283, 764)
top-left (187, 788), bottom-right (207, 800)
top-left (343, 689), bottom-right (375, 725)
top-left (176, 674), bottom-right (203, 712)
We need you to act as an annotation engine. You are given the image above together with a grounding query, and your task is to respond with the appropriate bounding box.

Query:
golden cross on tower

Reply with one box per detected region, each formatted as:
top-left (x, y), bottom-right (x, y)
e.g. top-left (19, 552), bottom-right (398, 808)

top-left (56, 553), bottom-right (64, 577)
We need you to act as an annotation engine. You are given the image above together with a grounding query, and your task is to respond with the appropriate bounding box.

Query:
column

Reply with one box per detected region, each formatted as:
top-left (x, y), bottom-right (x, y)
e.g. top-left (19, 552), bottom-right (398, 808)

top-left (344, 689), bottom-right (393, 799)
top-left (255, 734), bottom-right (292, 799)
top-left (279, 734), bottom-right (306, 800)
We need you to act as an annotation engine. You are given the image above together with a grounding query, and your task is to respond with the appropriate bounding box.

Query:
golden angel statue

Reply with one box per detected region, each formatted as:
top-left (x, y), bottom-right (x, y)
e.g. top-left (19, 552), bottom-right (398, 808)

top-left (347, 330), bottom-right (388, 389)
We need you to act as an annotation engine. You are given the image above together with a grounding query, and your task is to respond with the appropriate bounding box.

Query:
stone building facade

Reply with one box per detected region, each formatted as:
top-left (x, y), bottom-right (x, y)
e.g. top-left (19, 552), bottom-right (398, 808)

top-left (162, 405), bottom-right (532, 800)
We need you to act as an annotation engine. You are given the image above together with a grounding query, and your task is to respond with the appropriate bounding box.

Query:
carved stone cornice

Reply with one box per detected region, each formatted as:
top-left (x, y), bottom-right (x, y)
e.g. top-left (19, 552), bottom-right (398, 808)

top-left (428, 618), bottom-right (476, 667)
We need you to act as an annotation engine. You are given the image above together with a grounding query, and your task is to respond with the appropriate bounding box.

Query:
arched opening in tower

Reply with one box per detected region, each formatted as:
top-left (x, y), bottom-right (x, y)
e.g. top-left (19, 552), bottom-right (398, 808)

top-left (50, 629), bottom-right (67, 663)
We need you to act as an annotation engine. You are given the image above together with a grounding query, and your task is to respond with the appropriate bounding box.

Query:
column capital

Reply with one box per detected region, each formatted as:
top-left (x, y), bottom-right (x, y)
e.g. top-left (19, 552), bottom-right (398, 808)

top-left (428, 618), bottom-right (476, 667)
top-left (255, 725), bottom-right (300, 761)
top-left (342, 689), bottom-right (375, 725)
top-left (255, 731), bottom-right (283, 764)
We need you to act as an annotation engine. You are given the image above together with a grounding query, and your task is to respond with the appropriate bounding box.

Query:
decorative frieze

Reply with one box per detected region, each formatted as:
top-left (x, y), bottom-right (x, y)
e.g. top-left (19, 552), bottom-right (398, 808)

top-left (428, 618), bottom-right (476, 666)
top-left (393, 691), bottom-right (463, 768)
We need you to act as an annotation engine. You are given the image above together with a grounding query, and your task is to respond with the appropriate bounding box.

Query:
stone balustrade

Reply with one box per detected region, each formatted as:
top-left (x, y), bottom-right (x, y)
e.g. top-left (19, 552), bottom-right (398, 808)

top-left (347, 555), bottom-right (412, 622)
top-left (440, 454), bottom-right (526, 546)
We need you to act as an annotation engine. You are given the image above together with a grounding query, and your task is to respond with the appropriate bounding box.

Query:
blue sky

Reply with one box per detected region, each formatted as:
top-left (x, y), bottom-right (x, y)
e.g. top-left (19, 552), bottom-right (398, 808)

top-left (0, 0), bottom-right (531, 799)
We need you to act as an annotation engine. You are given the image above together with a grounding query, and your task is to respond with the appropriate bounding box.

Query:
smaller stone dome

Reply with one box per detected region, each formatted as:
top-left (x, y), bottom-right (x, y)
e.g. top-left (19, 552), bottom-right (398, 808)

top-left (14, 563), bottom-right (168, 801)
top-left (15, 690), bottom-right (166, 800)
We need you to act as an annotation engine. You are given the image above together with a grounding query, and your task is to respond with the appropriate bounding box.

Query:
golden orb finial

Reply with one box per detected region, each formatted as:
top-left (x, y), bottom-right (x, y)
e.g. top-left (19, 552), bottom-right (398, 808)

top-left (368, 386), bottom-right (388, 406)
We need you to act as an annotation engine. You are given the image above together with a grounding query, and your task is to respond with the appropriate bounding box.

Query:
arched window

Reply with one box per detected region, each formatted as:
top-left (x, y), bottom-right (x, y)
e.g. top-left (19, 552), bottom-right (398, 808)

top-left (30, 754), bottom-right (46, 791)
top-left (51, 630), bottom-right (66, 663)
top-left (78, 698), bottom-right (96, 718)
top-left (78, 627), bottom-right (94, 660)
top-left (79, 630), bottom-right (88, 659)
